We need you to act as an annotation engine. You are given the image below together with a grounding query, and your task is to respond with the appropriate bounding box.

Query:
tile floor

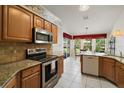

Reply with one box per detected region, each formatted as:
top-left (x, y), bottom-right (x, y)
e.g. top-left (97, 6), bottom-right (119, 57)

top-left (54, 57), bottom-right (117, 88)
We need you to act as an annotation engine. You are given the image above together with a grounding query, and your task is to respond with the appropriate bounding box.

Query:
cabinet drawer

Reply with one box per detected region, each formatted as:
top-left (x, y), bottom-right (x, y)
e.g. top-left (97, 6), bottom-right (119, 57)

top-left (22, 65), bottom-right (40, 78)
top-left (83, 56), bottom-right (98, 62)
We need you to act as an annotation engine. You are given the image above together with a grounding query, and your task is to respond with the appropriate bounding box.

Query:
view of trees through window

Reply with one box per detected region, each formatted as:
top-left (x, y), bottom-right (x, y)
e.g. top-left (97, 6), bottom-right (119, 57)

top-left (74, 39), bottom-right (81, 54)
top-left (63, 38), bottom-right (70, 58)
top-left (74, 38), bottom-right (105, 54)
top-left (96, 39), bottom-right (105, 52)
top-left (83, 39), bottom-right (92, 51)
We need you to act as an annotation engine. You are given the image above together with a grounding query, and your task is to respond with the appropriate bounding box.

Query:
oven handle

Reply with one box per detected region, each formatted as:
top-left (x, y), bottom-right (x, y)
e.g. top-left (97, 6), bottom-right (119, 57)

top-left (42, 58), bottom-right (59, 66)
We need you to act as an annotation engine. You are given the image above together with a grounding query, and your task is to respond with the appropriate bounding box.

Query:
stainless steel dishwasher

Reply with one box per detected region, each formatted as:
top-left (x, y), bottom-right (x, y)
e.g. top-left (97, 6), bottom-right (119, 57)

top-left (83, 55), bottom-right (99, 76)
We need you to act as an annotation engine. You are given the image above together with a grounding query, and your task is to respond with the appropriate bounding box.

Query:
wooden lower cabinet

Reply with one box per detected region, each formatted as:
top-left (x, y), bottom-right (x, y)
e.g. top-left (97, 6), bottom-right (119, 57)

top-left (80, 55), bottom-right (83, 73)
top-left (21, 65), bottom-right (41, 88)
top-left (22, 72), bottom-right (40, 88)
top-left (58, 56), bottom-right (64, 77)
top-left (99, 57), bottom-right (115, 82)
top-left (0, 5), bottom-right (2, 40)
top-left (115, 62), bottom-right (124, 87)
top-left (4, 76), bottom-right (17, 88)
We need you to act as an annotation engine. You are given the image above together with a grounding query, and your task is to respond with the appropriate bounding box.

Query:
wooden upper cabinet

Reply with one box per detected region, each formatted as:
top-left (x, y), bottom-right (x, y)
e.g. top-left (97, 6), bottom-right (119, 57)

top-left (0, 6), bottom-right (2, 40)
top-left (115, 62), bottom-right (124, 87)
top-left (52, 24), bottom-right (58, 44)
top-left (34, 15), bottom-right (44, 29)
top-left (3, 6), bottom-right (33, 42)
top-left (44, 20), bottom-right (52, 32)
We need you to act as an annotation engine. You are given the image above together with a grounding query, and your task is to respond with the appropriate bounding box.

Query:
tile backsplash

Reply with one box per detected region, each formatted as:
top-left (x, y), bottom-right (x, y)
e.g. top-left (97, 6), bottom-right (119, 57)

top-left (0, 42), bottom-right (52, 64)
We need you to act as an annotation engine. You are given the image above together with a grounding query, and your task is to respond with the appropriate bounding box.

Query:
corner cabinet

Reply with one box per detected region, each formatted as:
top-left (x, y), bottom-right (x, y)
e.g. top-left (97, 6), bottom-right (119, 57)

top-left (99, 57), bottom-right (115, 82)
top-left (115, 62), bottom-right (124, 87)
top-left (3, 6), bottom-right (33, 42)
top-left (34, 15), bottom-right (44, 29)
top-left (52, 24), bottom-right (58, 44)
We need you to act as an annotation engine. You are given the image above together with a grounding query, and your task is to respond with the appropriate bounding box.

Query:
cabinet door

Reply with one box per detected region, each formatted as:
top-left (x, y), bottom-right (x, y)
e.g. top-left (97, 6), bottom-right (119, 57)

top-left (22, 72), bottom-right (40, 88)
top-left (99, 57), bottom-right (103, 76)
top-left (52, 24), bottom-right (58, 44)
top-left (0, 6), bottom-right (2, 40)
top-left (4, 76), bottom-right (17, 88)
top-left (102, 58), bottom-right (115, 82)
top-left (34, 15), bottom-right (44, 29)
top-left (80, 55), bottom-right (83, 73)
top-left (58, 56), bottom-right (64, 77)
top-left (3, 6), bottom-right (33, 42)
top-left (116, 63), bottom-right (124, 87)
top-left (44, 20), bottom-right (51, 32)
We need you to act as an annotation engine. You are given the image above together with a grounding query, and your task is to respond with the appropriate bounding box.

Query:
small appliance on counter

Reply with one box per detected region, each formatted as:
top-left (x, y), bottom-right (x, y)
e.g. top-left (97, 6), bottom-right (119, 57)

top-left (26, 48), bottom-right (59, 88)
top-left (33, 28), bottom-right (53, 44)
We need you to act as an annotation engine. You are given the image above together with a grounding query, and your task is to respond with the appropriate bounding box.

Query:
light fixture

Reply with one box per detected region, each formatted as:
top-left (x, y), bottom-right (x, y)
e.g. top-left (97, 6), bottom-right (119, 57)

top-left (112, 29), bottom-right (123, 37)
top-left (79, 5), bottom-right (90, 11)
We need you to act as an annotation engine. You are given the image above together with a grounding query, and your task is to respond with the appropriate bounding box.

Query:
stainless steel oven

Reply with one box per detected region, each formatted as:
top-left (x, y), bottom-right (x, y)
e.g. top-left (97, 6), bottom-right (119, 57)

top-left (26, 48), bottom-right (59, 88)
top-left (42, 58), bottom-right (59, 88)
top-left (33, 28), bottom-right (53, 44)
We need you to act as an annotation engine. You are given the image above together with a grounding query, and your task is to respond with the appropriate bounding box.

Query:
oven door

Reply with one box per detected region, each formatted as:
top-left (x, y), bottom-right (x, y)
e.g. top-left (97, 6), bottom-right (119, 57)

top-left (42, 58), bottom-right (59, 88)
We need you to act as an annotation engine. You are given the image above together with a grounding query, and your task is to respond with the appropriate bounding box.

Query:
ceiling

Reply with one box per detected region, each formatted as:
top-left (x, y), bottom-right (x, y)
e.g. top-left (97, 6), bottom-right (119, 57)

top-left (44, 5), bottom-right (124, 35)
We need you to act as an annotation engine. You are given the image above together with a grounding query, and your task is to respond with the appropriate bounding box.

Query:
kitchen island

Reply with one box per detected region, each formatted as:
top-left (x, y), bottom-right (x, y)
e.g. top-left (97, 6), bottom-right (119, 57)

top-left (80, 53), bottom-right (124, 87)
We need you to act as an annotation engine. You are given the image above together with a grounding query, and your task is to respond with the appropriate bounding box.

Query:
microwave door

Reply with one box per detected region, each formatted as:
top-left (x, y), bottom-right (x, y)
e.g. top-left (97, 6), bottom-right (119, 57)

top-left (49, 35), bottom-right (53, 43)
top-left (35, 32), bottom-right (49, 43)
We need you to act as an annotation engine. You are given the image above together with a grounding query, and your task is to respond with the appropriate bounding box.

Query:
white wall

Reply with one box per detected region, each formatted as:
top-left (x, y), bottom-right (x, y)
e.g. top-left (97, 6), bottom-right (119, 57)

top-left (109, 10), bottom-right (124, 56)
top-left (52, 27), bottom-right (64, 55)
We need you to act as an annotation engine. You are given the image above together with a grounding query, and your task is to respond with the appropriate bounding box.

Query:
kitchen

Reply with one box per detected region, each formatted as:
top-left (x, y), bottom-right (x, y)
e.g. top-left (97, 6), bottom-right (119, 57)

top-left (0, 5), bottom-right (124, 88)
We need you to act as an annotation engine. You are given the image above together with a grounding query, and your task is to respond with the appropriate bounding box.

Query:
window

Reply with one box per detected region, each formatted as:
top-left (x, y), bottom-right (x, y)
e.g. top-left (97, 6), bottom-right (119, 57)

top-left (96, 38), bottom-right (105, 52)
top-left (74, 39), bottom-right (81, 54)
top-left (63, 38), bottom-right (70, 58)
top-left (83, 39), bottom-right (92, 51)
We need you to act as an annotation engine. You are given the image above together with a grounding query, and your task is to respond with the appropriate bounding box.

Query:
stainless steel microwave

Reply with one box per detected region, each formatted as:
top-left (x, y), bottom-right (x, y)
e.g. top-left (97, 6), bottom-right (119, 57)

top-left (33, 28), bottom-right (53, 44)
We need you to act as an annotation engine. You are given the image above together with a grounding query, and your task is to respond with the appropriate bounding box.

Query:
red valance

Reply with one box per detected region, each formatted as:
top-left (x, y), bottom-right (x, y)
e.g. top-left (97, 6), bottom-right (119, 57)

top-left (63, 32), bottom-right (72, 39)
top-left (73, 33), bottom-right (107, 39)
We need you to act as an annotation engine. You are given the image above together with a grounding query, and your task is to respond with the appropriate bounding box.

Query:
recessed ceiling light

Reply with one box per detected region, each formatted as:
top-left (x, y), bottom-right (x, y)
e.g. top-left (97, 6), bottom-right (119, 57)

top-left (79, 5), bottom-right (90, 11)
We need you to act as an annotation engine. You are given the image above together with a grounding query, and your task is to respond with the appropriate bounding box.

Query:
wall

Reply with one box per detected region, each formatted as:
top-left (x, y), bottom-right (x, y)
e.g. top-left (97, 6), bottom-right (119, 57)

top-left (0, 42), bottom-right (52, 64)
top-left (52, 27), bottom-right (64, 55)
top-left (109, 10), bottom-right (124, 56)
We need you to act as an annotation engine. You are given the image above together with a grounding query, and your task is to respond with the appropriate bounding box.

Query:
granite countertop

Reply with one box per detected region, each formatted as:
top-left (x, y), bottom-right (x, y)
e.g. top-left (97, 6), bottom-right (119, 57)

top-left (79, 52), bottom-right (124, 64)
top-left (0, 60), bottom-right (41, 87)
top-left (102, 55), bottom-right (124, 64)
